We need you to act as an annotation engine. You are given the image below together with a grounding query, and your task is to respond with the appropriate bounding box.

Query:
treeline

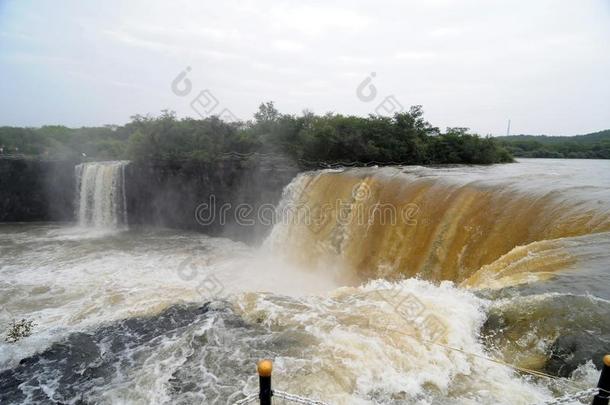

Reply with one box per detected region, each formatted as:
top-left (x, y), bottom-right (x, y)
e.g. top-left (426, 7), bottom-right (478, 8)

top-left (0, 103), bottom-right (513, 165)
top-left (497, 130), bottom-right (610, 159)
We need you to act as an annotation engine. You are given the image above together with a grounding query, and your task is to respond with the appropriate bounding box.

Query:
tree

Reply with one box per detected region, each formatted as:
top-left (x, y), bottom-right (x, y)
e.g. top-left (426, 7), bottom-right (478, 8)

top-left (254, 101), bottom-right (280, 123)
top-left (0, 104), bottom-right (515, 165)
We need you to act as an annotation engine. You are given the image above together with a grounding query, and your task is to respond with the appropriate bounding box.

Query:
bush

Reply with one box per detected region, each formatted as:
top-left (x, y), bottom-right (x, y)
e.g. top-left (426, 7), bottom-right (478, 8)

top-left (0, 103), bottom-right (514, 165)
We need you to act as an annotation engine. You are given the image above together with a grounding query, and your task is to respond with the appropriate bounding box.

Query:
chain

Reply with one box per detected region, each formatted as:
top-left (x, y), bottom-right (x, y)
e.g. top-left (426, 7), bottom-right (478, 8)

top-left (233, 387), bottom-right (605, 405)
top-left (232, 393), bottom-right (258, 404)
top-left (232, 384), bottom-right (608, 405)
top-left (542, 387), bottom-right (600, 405)
top-left (231, 390), bottom-right (329, 405)
top-left (273, 390), bottom-right (330, 405)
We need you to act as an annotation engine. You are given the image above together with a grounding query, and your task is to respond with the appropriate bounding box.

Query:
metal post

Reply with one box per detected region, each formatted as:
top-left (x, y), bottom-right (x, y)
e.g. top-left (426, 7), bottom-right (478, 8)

top-left (592, 355), bottom-right (610, 405)
top-left (258, 359), bottom-right (273, 405)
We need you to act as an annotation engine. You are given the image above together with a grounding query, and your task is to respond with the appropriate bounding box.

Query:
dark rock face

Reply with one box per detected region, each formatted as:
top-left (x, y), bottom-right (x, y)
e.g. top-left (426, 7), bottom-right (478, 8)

top-left (0, 158), bottom-right (77, 222)
top-left (545, 334), bottom-right (607, 377)
top-left (125, 156), bottom-right (300, 243)
top-left (0, 156), bottom-right (300, 244)
top-left (0, 304), bottom-right (214, 404)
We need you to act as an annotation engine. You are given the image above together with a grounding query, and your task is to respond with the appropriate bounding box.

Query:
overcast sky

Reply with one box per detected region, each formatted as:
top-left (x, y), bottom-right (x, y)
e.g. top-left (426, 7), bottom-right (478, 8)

top-left (0, 0), bottom-right (608, 135)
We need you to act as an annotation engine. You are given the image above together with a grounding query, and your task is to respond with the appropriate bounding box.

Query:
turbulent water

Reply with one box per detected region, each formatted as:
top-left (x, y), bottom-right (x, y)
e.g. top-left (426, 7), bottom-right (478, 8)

top-left (1, 159), bottom-right (609, 404)
top-left (75, 161), bottom-right (128, 229)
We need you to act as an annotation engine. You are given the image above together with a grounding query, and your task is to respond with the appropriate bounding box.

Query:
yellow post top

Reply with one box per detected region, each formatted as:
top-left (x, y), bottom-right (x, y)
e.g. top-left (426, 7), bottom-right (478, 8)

top-left (604, 354), bottom-right (610, 367)
top-left (258, 359), bottom-right (273, 377)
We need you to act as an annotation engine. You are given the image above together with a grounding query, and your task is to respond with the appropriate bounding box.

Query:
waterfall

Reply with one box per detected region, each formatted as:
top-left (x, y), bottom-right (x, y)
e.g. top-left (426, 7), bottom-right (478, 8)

top-left (75, 161), bottom-right (129, 229)
top-left (267, 167), bottom-right (610, 286)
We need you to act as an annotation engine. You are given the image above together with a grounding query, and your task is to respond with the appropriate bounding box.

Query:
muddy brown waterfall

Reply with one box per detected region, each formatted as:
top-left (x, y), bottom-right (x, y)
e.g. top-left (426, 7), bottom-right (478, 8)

top-left (1, 159), bottom-right (610, 404)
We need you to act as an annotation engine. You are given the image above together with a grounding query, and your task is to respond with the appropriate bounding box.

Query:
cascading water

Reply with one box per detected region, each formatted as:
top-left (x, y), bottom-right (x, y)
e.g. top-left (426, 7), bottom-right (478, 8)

top-left (263, 163), bottom-right (610, 379)
top-left (267, 165), bottom-right (610, 286)
top-left (1, 159), bottom-right (610, 404)
top-left (74, 161), bottom-right (129, 229)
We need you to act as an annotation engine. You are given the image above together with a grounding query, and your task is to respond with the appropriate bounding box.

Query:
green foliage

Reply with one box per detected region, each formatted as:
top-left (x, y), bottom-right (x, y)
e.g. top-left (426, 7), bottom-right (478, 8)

top-left (429, 128), bottom-right (512, 164)
top-left (497, 130), bottom-right (610, 159)
top-left (0, 102), bottom-right (514, 165)
top-left (0, 125), bottom-right (131, 160)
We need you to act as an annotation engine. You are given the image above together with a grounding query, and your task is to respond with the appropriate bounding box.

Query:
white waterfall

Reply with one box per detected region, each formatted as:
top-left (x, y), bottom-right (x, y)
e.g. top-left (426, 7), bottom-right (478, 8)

top-left (75, 161), bottom-right (129, 229)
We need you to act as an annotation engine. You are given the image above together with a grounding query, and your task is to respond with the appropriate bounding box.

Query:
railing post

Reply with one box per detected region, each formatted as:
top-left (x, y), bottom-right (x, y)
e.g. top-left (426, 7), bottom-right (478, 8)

top-left (592, 355), bottom-right (610, 405)
top-left (258, 359), bottom-right (273, 405)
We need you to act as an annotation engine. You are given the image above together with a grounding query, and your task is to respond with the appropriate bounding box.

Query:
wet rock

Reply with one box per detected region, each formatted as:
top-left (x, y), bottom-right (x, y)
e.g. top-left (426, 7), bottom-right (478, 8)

top-left (0, 158), bottom-right (76, 222)
top-left (545, 333), bottom-right (608, 377)
top-left (1, 155), bottom-right (300, 244)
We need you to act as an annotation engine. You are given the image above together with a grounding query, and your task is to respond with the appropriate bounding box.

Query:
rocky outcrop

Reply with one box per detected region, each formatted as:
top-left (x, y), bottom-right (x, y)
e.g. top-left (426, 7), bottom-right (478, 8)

top-left (0, 156), bottom-right (300, 243)
top-left (0, 158), bottom-right (77, 222)
top-left (125, 156), bottom-right (300, 243)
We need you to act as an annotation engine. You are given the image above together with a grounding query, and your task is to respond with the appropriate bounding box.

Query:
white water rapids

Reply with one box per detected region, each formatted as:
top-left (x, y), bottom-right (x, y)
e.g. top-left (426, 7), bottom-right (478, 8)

top-left (1, 159), bottom-right (609, 404)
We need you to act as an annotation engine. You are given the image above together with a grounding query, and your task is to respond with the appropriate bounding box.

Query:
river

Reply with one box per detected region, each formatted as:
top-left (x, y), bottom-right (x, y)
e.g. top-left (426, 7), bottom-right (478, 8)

top-left (1, 158), bottom-right (609, 404)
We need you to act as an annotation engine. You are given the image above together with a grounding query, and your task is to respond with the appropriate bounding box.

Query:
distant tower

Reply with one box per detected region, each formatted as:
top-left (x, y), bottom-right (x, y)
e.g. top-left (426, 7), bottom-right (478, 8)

top-left (506, 119), bottom-right (511, 136)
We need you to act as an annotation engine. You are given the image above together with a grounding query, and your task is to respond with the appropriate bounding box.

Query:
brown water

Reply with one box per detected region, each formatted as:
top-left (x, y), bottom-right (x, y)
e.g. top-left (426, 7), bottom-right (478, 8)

top-left (1, 158), bottom-right (609, 404)
top-left (267, 159), bottom-right (610, 286)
